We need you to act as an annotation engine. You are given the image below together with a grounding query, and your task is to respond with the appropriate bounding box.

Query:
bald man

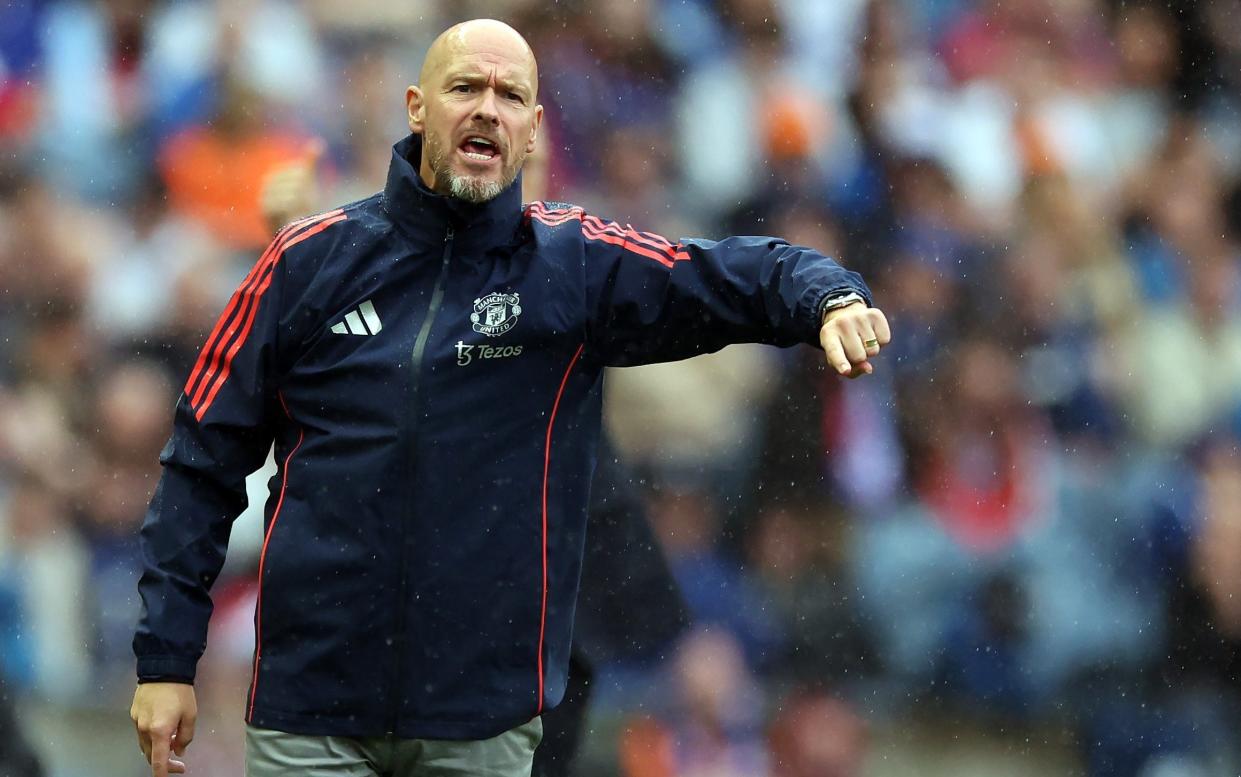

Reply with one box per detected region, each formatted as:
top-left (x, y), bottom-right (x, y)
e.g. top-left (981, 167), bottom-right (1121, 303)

top-left (131, 18), bottom-right (889, 777)
top-left (412, 20), bottom-right (541, 204)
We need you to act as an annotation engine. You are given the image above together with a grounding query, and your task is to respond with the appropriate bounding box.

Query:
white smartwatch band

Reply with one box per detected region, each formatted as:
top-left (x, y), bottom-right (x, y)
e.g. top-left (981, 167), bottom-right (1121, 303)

top-left (819, 292), bottom-right (866, 323)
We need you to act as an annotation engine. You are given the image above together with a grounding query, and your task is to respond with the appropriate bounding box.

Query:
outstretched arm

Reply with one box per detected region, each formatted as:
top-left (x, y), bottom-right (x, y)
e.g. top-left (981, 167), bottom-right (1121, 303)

top-left (560, 207), bottom-right (887, 368)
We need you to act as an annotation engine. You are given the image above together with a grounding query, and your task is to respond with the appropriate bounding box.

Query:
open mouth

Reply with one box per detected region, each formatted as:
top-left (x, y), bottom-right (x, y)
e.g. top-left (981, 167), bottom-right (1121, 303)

top-left (459, 136), bottom-right (500, 163)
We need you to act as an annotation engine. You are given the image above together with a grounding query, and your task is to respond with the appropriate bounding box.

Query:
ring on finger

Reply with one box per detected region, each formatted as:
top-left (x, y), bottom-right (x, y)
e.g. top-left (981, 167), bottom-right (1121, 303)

top-left (864, 338), bottom-right (879, 348)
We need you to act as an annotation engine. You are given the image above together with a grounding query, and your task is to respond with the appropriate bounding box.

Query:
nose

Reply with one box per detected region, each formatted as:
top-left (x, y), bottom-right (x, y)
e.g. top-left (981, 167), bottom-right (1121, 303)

top-left (473, 89), bottom-right (500, 125)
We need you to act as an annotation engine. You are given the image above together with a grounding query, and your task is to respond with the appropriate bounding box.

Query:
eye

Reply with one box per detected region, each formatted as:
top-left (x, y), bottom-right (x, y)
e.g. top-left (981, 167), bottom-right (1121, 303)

top-left (506, 91), bottom-right (525, 104)
top-left (451, 84), bottom-right (472, 93)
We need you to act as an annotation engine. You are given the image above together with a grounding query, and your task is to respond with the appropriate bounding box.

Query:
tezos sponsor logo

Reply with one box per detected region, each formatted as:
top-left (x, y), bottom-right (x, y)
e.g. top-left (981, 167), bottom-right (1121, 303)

top-left (471, 292), bottom-right (521, 337)
top-left (455, 341), bottom-right (523, 366)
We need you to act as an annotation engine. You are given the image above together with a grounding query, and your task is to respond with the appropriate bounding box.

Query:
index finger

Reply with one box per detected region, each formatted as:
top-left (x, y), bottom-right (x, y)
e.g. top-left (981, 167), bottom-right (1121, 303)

top-left (820, 331), bottom-right (852, 375)
top-left (151, 732), bottom-right (170, 777)
top-left (137, 728), bottom-right (152, 764)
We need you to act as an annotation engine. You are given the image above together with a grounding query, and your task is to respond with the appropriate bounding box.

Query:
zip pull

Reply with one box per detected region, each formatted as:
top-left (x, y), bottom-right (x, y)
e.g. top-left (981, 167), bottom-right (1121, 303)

top-left (445, 226), bottom-right (455, 242)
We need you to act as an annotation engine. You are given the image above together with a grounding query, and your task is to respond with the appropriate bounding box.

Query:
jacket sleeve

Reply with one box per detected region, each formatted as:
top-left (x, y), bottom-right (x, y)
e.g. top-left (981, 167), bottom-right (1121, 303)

top-left (579, 214), bottom-right (873, 366)
top-left (132, 235), bottom-right (290, 683)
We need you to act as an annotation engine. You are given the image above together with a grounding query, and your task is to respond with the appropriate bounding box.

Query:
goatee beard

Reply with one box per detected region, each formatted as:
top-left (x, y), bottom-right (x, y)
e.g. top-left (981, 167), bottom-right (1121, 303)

top-left (425, 133), bottom-right (518, 204)
top-left (446, 175), bottom-right (505, 204)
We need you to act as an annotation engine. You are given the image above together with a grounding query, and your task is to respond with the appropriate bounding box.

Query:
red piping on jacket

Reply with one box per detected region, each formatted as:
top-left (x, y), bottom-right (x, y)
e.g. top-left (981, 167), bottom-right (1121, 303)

top-left (537, 343), bottom-right (585, 712)
top-left (247, 391), bottom-right (304, 721)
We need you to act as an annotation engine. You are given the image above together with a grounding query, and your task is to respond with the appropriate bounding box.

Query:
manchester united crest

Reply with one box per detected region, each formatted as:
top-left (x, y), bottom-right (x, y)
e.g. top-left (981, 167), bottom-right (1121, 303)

top-left (471, 292), bottom-right (522, 337)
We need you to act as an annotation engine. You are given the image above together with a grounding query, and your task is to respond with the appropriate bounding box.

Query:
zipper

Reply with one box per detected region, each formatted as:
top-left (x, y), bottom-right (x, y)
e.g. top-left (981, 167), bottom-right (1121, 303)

top-left (389, 224), bottom-right (455, 734)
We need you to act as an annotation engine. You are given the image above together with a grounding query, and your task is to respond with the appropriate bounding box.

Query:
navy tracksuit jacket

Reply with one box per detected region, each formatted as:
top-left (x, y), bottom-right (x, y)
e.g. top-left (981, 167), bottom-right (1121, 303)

top-left (133, 134), bottom-right (872, 740)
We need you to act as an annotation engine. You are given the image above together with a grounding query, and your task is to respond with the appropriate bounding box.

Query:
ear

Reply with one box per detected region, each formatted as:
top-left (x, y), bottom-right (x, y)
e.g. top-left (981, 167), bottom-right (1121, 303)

top-left (526, 104), bottom-right (544, 154)
top-left (406, 86), bottom-right (425, 134)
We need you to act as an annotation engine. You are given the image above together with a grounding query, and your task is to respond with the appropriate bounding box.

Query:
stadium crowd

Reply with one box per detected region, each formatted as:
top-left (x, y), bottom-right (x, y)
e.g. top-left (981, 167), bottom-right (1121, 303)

top-left (1, 0), bottom-right (1239, 775)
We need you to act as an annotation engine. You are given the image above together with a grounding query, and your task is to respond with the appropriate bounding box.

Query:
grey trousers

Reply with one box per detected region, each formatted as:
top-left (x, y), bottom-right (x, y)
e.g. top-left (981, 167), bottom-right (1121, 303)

top-left (245, 718), bottom-right (543, 777)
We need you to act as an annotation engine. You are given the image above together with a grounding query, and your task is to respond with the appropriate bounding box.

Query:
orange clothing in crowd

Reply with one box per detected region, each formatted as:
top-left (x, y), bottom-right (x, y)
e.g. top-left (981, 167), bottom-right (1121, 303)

top-left (159, 127), bottom-right (310, 249)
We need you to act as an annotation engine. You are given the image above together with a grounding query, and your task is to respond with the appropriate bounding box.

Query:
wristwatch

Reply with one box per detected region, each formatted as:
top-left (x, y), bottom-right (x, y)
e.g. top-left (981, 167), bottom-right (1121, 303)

top-left (819, 292), bottom-right (866, 325)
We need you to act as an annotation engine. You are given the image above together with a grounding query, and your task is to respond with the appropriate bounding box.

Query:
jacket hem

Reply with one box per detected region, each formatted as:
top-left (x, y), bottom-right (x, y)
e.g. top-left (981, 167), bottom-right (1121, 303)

top-left (247, 705), bottom-right (537, 741)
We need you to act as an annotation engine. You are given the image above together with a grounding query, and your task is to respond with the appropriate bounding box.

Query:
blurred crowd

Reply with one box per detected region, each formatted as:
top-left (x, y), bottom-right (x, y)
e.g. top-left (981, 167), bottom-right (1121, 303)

top-left (1, 0), bottom-right (1240, 775)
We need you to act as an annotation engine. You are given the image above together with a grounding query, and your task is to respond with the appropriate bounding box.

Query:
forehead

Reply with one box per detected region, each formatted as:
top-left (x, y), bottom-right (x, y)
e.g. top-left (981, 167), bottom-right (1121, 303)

top-left (435, 30), bottom-right (536, 86)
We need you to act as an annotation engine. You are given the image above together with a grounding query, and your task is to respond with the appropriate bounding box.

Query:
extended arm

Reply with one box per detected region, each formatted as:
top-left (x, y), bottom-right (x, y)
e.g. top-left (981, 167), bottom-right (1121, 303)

top-left (570, 209), bottom-right (888, 368)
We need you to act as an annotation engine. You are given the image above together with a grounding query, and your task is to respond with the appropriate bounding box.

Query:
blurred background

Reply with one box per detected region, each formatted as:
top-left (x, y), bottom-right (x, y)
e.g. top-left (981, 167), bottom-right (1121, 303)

top-left (1, 0), bottom-right (1240, 775)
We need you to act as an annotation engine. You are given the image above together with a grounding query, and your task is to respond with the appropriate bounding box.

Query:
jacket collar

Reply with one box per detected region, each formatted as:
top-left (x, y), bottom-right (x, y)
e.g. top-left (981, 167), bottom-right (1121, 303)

top-left (382, 134), bottom-right (524, 253)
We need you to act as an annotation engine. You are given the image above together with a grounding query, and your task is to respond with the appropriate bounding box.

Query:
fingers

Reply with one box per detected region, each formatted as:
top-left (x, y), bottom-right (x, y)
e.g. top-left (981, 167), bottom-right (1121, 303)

top-left (868, 307), bottom-right (892, 346)
top-left (173, 713), bottom-right (195, 756)
top-left (822, 322), bottom-right (869, 372)
top-left (151, 728), bottom-right (171, 777)
top-left (855, 310), bottom-right (893, 358)
top-left (820, 306), bottom-right (891, 378)
top-left (132, 683), bottom-right (198, 777)
top-left (821, 333), bottom-right (852, 376)
top-left (149, 728), bottom-right (188, 775)
top-left (838, 326), bottom-right (870, 366)
top-left (168, 735), bottom-right (188, 775)
top-left (856, 320), bottom-right (882, 358)
top-left (132, 704), bottom-right (152, 764)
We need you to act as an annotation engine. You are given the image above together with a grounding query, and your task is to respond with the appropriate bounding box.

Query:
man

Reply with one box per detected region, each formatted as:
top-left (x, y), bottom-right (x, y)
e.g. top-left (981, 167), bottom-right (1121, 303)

top-left (130, 18), bottom-right (890, 777)
top-left (256, 118), bottom-right (691, 777)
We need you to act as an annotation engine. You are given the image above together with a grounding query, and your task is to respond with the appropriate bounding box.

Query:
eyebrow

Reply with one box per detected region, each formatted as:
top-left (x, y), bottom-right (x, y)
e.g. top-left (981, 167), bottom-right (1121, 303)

top-left (444, 71), bottom-right (532, 96)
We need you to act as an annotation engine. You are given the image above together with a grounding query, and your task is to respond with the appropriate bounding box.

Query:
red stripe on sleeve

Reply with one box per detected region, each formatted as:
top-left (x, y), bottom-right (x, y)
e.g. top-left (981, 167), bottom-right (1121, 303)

top-left (185, 210), bottom-right (345, 406)
top-left (582, 216), bottom-right (682, 261)
top-left (184, 233), bottom-right (286, 400)
top-left (583, 215), bottom-right (677, 252)
top-left (526, 202), bottom-right (584, 226)
top-left (581, 222), bottom-right (677, 268)
top-left (192, 212), bottom-right (347, 421)
top-left (526, 202), bottom-right (692, 264)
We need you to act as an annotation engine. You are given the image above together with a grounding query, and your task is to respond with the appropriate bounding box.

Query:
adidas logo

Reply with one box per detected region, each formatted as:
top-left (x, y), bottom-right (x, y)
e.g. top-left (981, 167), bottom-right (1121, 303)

top-left (330, 300), bottom-right (382, 336)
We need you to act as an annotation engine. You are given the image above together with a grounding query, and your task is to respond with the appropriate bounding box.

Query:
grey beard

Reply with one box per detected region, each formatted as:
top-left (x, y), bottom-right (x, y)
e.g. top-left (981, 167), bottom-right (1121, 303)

top-left (425, 133), bottom-right (516, 204)
top-left (447, 174), bottom-right (505, 204)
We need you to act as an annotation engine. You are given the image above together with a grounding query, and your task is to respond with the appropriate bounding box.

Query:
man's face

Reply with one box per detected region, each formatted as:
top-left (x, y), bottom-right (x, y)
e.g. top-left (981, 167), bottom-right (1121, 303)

top-left (407, 27), bottom-right (542, 203)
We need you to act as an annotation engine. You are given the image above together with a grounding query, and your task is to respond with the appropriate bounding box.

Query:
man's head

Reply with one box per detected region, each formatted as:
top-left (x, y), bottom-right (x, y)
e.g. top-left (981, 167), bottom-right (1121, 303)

top-left (406, 19), bottom-right (542, 203)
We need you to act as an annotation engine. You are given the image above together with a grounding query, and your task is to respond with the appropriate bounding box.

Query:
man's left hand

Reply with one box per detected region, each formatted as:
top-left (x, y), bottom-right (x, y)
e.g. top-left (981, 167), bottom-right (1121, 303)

top-left (820, 302), bottom-right (891, 378)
